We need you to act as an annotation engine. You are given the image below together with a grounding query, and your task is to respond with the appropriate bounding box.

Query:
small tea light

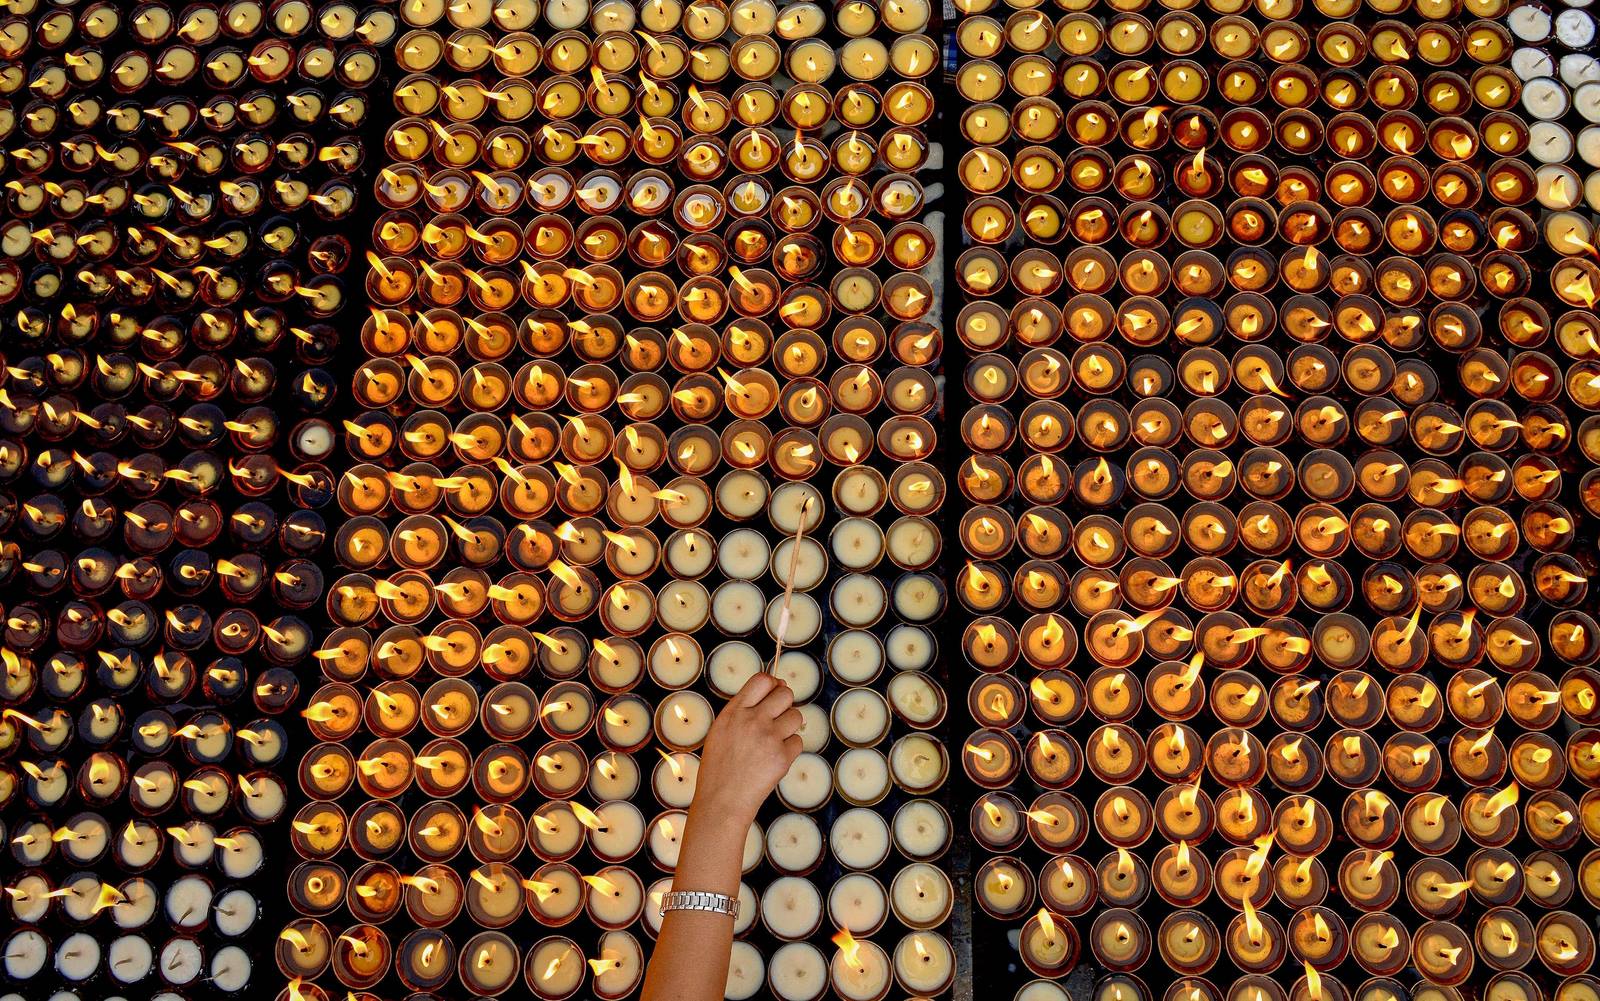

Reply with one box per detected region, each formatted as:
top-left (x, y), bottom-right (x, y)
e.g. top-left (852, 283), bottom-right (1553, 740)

top-left (829, 931), bottom-right (892, 1001)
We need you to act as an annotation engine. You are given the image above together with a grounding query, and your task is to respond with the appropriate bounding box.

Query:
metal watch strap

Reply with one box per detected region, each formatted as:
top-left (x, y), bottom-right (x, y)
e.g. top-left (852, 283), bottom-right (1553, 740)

top-left (660, 889), bottom-right (740, 917)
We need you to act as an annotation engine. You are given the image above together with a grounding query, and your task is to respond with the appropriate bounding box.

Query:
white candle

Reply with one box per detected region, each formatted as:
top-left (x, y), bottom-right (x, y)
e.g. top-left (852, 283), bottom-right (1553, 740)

top-left (1509, 3), bottom-right (1552, 41)
top-left (890, 864), bottom-right (952, 927)
top-left (828, 873), bottom-right (888, 935)
top-left (893, 800), bottom-right (951, 860)
top-left (829, 934), bottom-right (891, 1001)
top-left (886, 517), bottom-right (939, 569)
top-left (768, 942), bottom-right (827, 1001)
top-left (1539, 164), bottom-right (1583, 208)
top-left (708, 641), bottom-right (763, 698)
top-left (885, 624), bottom-right (935, 671)
top-left (657, 581), bottom-right (710, 632)
top-left (832, 518), bottom-right (886, 571)
top-left (649, 634), bottom-right (703, 688)
top-left (54, 932), bottom-right (99, 981)
top-left (165, 875), bottom-right (213, 929)
top-left (762, 876), bottom-right (824, 940)
top-left (1531, 122), bottom-right (1575, 164)
top-left (655, 691), bottom-right (713, 749)
top-left (1559, 10), bottom-right (1597, 50)
top-left (726, 941), bottom-right (765, 1000)
top-left (590, 801), bottom-right (646, 862)
top-left (830, 808), bottom-right (891, 870)
top-left (832, 688), bottom-right (891, 746)
top-left (584, 866), bottom-right (644, 928)
top-left (598, 695), bottom-right (652, 749)
top-left (829, 631), bottom-right (883, 684)
top-left (1512, 47), bottom-right (1557, 83)
top-left (1524, 77), bottom-right (1572, 121)
top-left (765, 812), bottom-right (825, 875)
top-left (530, 803), bottom-right (585, 859)
top-left (1563, 52), bottom-right (1600, 88)
top-left (6, 875), bottom-right (49, 924)
top-left (892, 573), bottom-right (943, 621)
top-left (3, 930), bottom-right (46, 979)
top-left (890, 734), bottom-right (946, 793)
top-left (770, 482), bottom-right (825, 535)
top-left (217, 829), bottom-right (264, 878)
top-left (159, 937), bottom-right (204, 984)
top-left (58, 876), bottom-right (104, 924)
top-left (773, 537), bottom-right (828, 592)
top-left (214, 888), bottom-right (257, 936)
top-left (893, 932), bottom-right (953, 995)
top-left (712, 580), bottom-right (765, 635)
top-left (778, 752), bottom-right (832, 811)
top-left (1017, 980), bottom-right (1072, 1001)
top-left (648, 810), bottom-right (687, 869)
top-left (718, 528), bottom-right (771, 579)
top-left (108, 934), bottom-right (153, 983)
top-left (590, 752), bottom-right (641, 802)
top-left (1580, 125), bottom-right (1600, 166)
top-left (716, 469), bottom-right (769, 519)
top-left (887, 672), bottom-right (943, 727)
top-left (210, 944), bottom-right (251, 991)
top-left (798, 703), bottom-right (830, 753)
top-left (832, 574), bottom-right (887, 627)
top-left (835, 748), bottom-right (891, 805)
top-left (767, 592), bottom-right (822, 647)
top-left (1578, 80), bottom-right (1600, 124)
top-left (664, 529), bottom-right (716, 578)
top-left (652, 751), bottom-right (699, 808)
top-left (114, 879), bottom-right (158, 928)
top-left (590, 930), bottom-right (643, 999)
top-left (240, 773), bottom-right (288, 822)
top-left (59, 817), bottom-right (109, 863)
top-left (119, 821), bottom-right (161, 869)
top-left (741, 822), bottom-right (764, 873)
top-left (772, 652), bottom-right (822, 702)
top-left (528, 937), bottom-right (583, 1000)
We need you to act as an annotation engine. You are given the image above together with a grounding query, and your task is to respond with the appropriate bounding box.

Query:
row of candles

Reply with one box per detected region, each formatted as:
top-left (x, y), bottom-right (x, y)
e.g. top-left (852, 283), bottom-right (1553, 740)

top-left (268, 0), bottom-right (951, 998)
top-left (0, 0), bottom-right (369, 996)
top-left (1509, 1), bottom-right (1600, 222)
top-left (954, 0), bottom-right (1599, 992)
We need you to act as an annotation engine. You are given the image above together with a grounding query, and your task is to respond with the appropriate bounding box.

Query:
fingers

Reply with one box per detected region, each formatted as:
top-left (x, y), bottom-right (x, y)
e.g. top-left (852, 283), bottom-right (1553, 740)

top-left (758, 681), bottom-right (794, 718)
top-left (773, 707), bottom-right (804, 736)
top-left (735, 672), bottom-right (778, 707)
top-left (782, 733), bottom-right (804, 760)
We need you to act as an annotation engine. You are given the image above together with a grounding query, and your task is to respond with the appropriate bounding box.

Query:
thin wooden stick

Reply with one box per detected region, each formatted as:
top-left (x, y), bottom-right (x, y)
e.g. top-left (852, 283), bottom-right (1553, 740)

top-left (767, 495), bottom-right (814, 673)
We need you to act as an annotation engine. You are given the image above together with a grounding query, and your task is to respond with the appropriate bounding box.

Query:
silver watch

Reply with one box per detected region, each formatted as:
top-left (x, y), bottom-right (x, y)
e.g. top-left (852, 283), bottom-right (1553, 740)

top-left (660, 889), bottom-right (740, 918)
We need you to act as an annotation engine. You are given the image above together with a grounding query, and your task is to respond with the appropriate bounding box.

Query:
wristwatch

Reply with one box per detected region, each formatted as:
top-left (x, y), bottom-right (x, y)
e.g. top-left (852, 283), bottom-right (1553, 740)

top-left (659, 889), bottom-right (740, 917)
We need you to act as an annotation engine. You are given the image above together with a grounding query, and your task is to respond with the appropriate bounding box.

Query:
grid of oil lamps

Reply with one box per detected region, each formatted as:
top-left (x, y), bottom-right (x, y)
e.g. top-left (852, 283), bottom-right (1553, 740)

top-left (274, 0), bottom-right (951, 998)
top-left (955, 0), bottom-right (1600, 995)
top-left (0, 0), bottom-right (375, 994)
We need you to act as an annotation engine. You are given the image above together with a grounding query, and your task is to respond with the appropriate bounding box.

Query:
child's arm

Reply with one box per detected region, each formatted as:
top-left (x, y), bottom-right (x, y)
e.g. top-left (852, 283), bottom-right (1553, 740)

top-left (641, 673), bottom-right (803, 1001)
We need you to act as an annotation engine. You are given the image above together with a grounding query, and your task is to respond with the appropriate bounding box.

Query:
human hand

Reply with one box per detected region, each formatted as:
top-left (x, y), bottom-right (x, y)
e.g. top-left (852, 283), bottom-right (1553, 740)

top-left (690, 673), bottom-right (804, 828)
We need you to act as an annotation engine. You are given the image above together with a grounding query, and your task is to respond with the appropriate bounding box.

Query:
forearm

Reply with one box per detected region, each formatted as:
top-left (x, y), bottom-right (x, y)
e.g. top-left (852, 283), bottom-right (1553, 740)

top-left (641, 805), bottom-right (750, 1001)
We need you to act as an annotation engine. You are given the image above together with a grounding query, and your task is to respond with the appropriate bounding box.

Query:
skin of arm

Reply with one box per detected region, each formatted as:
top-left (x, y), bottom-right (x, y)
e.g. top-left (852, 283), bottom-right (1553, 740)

top-left (641, 673), bottom-right (804, 1001)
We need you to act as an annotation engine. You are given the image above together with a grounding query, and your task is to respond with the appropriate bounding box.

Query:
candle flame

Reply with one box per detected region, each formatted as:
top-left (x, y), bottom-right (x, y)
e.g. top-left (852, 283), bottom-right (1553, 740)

top-left (1035, 908), bottom-right (1058, 942)
top-left (583, 872), bottom-right (619, 895)
top-left (570, 802), bottom-right (606, 831)
top-left (1023, 808), bottom-right (1060, 828)
top-left (831, 928), bottom-right (864, 970)
top-left (1481, 783), bottom-right (1518, 818)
